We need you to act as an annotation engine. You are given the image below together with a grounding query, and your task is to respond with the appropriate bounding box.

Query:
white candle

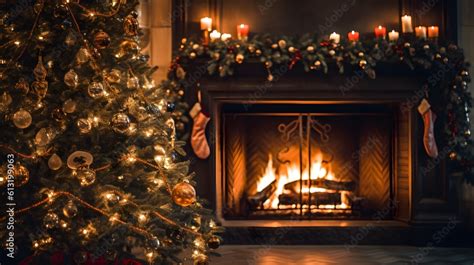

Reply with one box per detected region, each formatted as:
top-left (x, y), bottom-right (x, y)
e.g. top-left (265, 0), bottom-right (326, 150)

top-left (200, 17), bottom-right (212, 31)
top-left (221, 33), bottom-right (232, 41)
top-left (209, 30), bottom-right (221, 41)
top-left (401, 15), bottom-right (413, 33)
top-left (329, 32), bottom-right (340, 44)
top-left (388, 30), bottom-right (399, 42)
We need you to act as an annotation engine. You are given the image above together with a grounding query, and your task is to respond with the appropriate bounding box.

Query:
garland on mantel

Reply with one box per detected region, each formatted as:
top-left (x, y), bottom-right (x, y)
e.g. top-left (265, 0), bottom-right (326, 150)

top-left (160, 34), bottom-right (474, 183)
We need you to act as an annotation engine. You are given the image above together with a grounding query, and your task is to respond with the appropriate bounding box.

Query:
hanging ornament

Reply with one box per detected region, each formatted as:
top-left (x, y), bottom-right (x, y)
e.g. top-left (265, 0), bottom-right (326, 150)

top-left (105, 69), bottom-right (121, 83)
top-left (116, 40), bottom-right (139, 58)
top-left (0, 92), bottom-right (12, 112)
top-left (87, 81), bottom-right (105, 99)
top-left (62, 200), bottom-right (78, 218)
top-left (67, 151), bottom-right (94, 170)
top-left (248, 45), bottom-right (256, 53)
top-left (235, 54), bottom-right (244, 64)
top-left (48, 153), bottom-right (63, 170)
top-left (123, 14), bottom-right (139, 36)
top-left (93, 30), bottom-right (111, 49)
top-left (189, 52), bottom-right (197, 59)
top-left (255, 49), bottom-right (262, 56)
top-left (34, 127), bottom-right (56, 146)
top-left (64, 69), bottom-right (79, 88)
top-left (307, 45), bottom-right (315, 53)
top-left (15, 78), bottom-right (30, 94)
top-left (76, 168), bottom-right (96, 186)
top-left (193, 254), bottom-right (209, 265)
top-left (13, 163), bottom-right (30, 187)
top-left (278, 39), bottom-right (287, 49)
top-left (111, 113), bottom-right (131, 133)
top-left (464, 129), bottom-right (471, 137)
top-left (359, 59), bottom-right (367, 69)
top-left (207, 236), bottom-right (220, 249)
top-left (43, 211), bottom-right (59, 229)
top-left (449, 151), bottom-right (457, 160)
top-left (76, 47), bottom-right (91, 64)
top-left (33, 55), bottom-right (47, 80)
top-left (63, 99), bottom-right (77, 113)
top-left (126, 73), bottom-right (139, 90)
top-left (12, 109), bottom-right (32, 129)
top-left (32, 80), bottom-right (48, 98)
top-left (172, 182), bottom-right (196, 207)
top-left (65, 31), bottom-right (77, 46)
top-left (77, 118), bottom-right (92, 133)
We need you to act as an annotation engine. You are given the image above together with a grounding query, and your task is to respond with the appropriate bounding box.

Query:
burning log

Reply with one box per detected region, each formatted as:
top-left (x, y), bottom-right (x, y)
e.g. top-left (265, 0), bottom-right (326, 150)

top-left (248, 180), bottom-right (277, 209)
top-left (283, 179), bottom-right (356, 192)
top-left (278, 192), bottom-right (342, 206)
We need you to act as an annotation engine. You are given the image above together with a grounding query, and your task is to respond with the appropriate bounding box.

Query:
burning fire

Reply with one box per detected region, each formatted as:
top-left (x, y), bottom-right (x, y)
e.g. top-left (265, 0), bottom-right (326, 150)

top-left (256, 152), bottom-right (350, 210)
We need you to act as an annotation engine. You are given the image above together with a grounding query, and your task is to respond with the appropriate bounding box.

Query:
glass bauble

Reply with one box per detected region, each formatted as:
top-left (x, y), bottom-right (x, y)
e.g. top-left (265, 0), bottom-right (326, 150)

top-left (77, 118), bottom-right (92, 133)
top-left (34, 127), bottom-right (56, 146)
top-left (48, 153), bottom-right (63, 170)
top-left (43, 211), bottom-right (59, 229)
top-left (13, 163), bottom-right (30, 187)
top-left (171, 182), bottom-right (196, 207)
top-left (67, 150), bottom-right (94, 169)
top-left (87, 81), bottom-right (105, 99)
top-left (32, 80), bottom-right (48, 98)
top-left (76, 47), bottom-right (91, 64)
top-left (93, 30), bottom-right (111, 49)
top-left (12, 109), bottom-right (32, 129)
top-left (62, 200), bottom-right (78, 218)
top-left (111, 113), bottom-right (130, 133)
top-left (116, 40), bottom-right (139, 58)
top-left (123, 14), bottom-right (139, 36)
top-left (76, 168), bottom-right (96, 186)
top-left (64, 69), bottom-right (79, 88)
top-left (63, 99), bottom-right (77, 113)
top-left (105, 69), bottom-right (121, 83)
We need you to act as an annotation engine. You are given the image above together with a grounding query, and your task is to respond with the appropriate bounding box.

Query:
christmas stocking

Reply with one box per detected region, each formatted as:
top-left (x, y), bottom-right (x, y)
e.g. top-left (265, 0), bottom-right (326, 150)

top-left (190, 101), bottom-right (210, 159)
top-left (418, 98), bottom-right (439, 158)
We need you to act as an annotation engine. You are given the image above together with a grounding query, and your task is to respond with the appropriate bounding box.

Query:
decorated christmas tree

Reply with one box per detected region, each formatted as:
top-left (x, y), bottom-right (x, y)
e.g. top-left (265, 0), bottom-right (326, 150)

top-left (0, 0), bottom-right (220, 264)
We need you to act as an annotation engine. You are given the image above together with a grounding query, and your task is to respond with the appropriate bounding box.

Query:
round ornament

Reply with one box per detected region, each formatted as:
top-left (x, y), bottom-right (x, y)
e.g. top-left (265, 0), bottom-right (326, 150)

top-left (123, 14), bottom-right (139, 36)
top-left (105, 69), bottom-right (121, 83)
top-left (307, 45), bottom-right (315, 53)
top-left (87, 81), bottom-right (105, 99)
top-left (0, 92), bottom-right (12, 112)
top-left (63, 99), bottom-right (77, 113)
top-left (235, 54), bottom-right (244, 64)
top-left (278, 39), bottom-right (287, 49)
top-left (126, 75), bottom-right (139, 90)
top-left (76, 47), bottom-right (91, 64)
top-left (189, 52), bottom-right (197, 59)
top-left (67, 151), bottom-right (94, 169)
top-left (193, 254), bottom-right (209, 265)
top-left (35, 127), bottom-right (56, 146)
top-left (76, 168), bottom-right (96, 186)
top-left (62, 200), bottom-right (78, 218)
top-left (207, 236), bottom-right (220, 249)
top-left (111, 113), bottom-right (131, 133)
top-left (43, 212), bottom-right (59, 229)
top-left (172, 182), bottom-right (196, 207)
top-left (48, 153), bottom-right (63, 170)
top-left (13, 109), bottom-right (32, 129)
top-left (448, 151), bottom-right (457, 160)
top-left (93, 30), bottom-right (111, 49)
top-left (64, 69), bottom-right (79, 88)
top-left (116, 40), bottom-right (139, 58)
top-left (77, 118), bottom-right (92, 134)
top-left (13, 163), bottom-right (30, 187)
top-left (15, 78), bottom-right (30, 94)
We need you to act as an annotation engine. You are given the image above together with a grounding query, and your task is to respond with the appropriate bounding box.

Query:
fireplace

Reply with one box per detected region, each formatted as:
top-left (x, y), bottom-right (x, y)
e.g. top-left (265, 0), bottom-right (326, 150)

top-left (222, 104), bottom-right (394, 220)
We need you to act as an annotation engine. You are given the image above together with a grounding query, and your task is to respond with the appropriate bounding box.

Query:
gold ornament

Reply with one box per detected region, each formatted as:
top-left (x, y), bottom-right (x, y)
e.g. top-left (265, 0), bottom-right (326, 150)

top-left (207, 236), bottom-right (220, 249)
top-left (33, 55), bottom-right (47, 80)
top-left (43, 211), bottom-right (59, 229)
top-left (235, 54), bottom-right (244, 64)
top-left (359, 59), bottom-right (367, 69)
top-left (87, 81), bottom-right (105, 98)
top-left (449, 151), bottom-right (457, 160)
top-left (48, 153), bottom-right (63, 170)
top-left (34, 127), bottom-right (56, 146)
top-left (172, 182), bottom-right (196, 207)
top-left (278, 39), bottom-right (286, 49)
top-left (248, 45), bottom-right (256, 53)
top-left (13, 163), bottom-right (30, 187)
top-left (126, 74), bottom-right (139, 90)
top-left (329, 50), bottom-right (336, 56)
top-left (67, 150), bottom-right (94, 169)
top-left (63, 99), bottom-right (77, 113)
top-left (32, 80), bottom-right (48, 98)
top-left (64, 69), bottom-right (79, 88)
top-left (15, 78), bottom-right (30, 94)
top-left (307, 46), bottom-right (315, 53)
top-left (111, 113), bottom-right (131, 133)
top-left (255, 49), bottom-right (262, 56)
top-left (193, 254), bottom-right (209, 265)
top-left (116, 40), bottom-right (139, 58)
top-left (93, 30), bottom-right (111, 49)
top-left (189, 52), bottom-right (197, 59)
top-left (76, 168), bottom-right (96, 186)
top-left (13, 109), bottom-right (32, 129)
top-left (288, 46), bottom-right (296, 53)
top-left (212, 52), bottom-right (220, 60)
top-left (105, 69), bottom-right (121, 83)
top-left (77, 118), bottom-right (92, 133)
top-left (76, 47), bottom-right (91, 64)
top-left (62, 200), bottom-right (78, 218)
top-left (0, 92), bottom-right (12, 112)
top-left (123, 14), bottom-right (139, 36)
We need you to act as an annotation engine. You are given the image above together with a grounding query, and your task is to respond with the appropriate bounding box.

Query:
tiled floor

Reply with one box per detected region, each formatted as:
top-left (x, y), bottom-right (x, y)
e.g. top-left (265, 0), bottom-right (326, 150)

top-left (210, 245), bottom-right (474, 265)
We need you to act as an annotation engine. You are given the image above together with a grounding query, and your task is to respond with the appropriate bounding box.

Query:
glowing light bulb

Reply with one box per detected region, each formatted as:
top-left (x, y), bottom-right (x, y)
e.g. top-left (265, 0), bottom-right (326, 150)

top-left (154, 155), bottom-right (164, 163)
top-left (38, 36), bottom-right (44, 40)
top-left (14, 40), bottom-right (20, 46)
top-left (138, 213), bottom-right (148, 223)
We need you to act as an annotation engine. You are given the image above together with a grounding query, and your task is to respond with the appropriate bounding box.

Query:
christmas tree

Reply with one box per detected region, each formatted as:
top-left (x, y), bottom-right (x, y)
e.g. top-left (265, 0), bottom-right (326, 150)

top-left (0, 0), bottom-right (220, 264)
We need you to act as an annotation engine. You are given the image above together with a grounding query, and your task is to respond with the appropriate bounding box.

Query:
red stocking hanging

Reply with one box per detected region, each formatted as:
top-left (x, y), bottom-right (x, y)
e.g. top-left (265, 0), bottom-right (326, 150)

top-left (418, 98), bottom-right (439, 158)
top-left (190, 90), bottom-right (210, 159)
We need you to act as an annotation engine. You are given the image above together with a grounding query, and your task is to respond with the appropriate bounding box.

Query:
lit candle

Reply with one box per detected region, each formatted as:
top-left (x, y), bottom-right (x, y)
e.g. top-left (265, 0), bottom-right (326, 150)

top-left (428, 26), bottom-right (439, 38)
top-left (209, 30), bottom-right (221, 41)
top-left (388, 30), bottom-right (399, 42)
top-left (415, 26), bottom-right (427, 39)
top-left (374, 25), bottom-right (387, 39)
top-left (347, 30), bottom-right (360, 42)
top-left (329, 32), bottom-right (340, 44)
top-left (237, 24), bottom-right (249, 40)
top-left (401, 15), bottom-right (413, 33)
top-left (221, 33), bottom-right (232, 41)
top-left (200, 17), bottom-right (212, 31)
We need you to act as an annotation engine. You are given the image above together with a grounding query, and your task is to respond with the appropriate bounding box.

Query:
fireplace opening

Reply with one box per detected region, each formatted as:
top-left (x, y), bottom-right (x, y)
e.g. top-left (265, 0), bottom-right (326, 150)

top-left (222, 103), bottom-right (395, 220)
